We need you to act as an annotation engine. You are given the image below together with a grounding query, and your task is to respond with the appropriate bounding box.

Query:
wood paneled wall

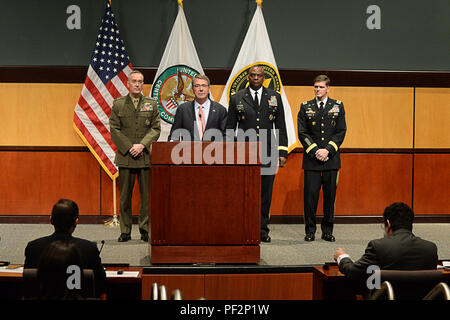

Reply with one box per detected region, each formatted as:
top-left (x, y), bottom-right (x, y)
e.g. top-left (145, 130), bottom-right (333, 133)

top-left (0, 83), bottom-right (449, 216)
top-left (272, 153), bottom-right (415, 216)
top-left (1, 84), bottom-right (434, 148)
top-left (415, 88), bottom-right (450, 148)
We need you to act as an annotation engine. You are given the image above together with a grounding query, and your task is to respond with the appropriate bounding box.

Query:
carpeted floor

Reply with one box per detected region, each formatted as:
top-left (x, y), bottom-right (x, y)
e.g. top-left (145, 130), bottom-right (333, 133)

top-left (1, 223), bottom-right (449, 267)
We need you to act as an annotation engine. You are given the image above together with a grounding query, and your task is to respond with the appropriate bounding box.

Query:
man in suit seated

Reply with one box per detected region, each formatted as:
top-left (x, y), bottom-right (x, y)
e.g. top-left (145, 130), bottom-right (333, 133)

top-left (334, 202), bottom-right (438, 280)
top-left (24, 199), bottom-right (106, 297)
top-left (168, 74), bottom-right (227, 141)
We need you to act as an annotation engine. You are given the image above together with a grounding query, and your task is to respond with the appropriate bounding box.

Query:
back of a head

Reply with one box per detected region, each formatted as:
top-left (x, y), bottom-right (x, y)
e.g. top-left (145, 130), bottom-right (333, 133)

top-left (51, 199), bottom-right (79, 233)
top-left (37, 240), bottom-right (84, 300)
top-left (383, 202), bottom-right (414, 231)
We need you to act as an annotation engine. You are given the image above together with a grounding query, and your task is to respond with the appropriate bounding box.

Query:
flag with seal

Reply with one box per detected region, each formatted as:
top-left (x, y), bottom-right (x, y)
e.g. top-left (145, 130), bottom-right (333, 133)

top-left (219, 0), bottom-right (297, 151)
top-left (151, 0), bottom-right (205, 141)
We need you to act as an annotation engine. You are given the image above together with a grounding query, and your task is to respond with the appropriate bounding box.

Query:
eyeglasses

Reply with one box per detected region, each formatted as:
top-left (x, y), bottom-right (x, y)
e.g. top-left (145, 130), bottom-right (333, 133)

top-left (193, 84), bottom-right (209, 88)
top-left (130, 79), bottom-right (143, 84)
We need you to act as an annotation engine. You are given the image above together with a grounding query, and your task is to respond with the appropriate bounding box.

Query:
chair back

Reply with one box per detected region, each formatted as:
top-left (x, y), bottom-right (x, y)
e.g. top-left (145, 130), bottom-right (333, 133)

top-left (23, 268), bottom-right (95, 299)
top-left (423, 282), bottom-right (450, 300)
top-left (373, 269), bottom-right (443, 300)
top-left (369, 281), bottom-right (394, 300)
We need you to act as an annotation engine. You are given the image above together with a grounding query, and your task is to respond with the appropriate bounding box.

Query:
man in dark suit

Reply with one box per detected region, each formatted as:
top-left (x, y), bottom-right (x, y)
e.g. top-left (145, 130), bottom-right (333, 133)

top-left (297, 75), bottom-right (346, 242)
top-left (168, 74), bottom-right (227, 141)
top-left (226, 65), bottom-right (288, 243)
top-left (334, 202), bottom-right (438, 280)
top-left (24, 199), bottom-right (107, 297)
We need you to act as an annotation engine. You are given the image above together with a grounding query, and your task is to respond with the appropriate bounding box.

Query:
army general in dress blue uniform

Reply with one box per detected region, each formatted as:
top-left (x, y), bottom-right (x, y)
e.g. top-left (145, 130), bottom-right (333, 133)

top-left (297, 75), bottom-right (346, 242)
top-left (226, 65), bottom-right (288, 243)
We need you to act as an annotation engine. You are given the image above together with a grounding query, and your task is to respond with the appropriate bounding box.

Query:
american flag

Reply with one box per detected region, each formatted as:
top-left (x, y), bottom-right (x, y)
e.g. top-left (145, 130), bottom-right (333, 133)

top-left (166, 97), bottom-right (178, 110)
top-left (73, 0), bottom-right (133, 179)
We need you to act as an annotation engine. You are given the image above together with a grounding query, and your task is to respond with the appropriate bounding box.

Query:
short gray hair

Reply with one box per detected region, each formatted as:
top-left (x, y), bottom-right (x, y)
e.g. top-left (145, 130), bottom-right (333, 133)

top-left (129, 70), bottom-right (144, 81)
top-left (193, 74), bottom-right (210, 86)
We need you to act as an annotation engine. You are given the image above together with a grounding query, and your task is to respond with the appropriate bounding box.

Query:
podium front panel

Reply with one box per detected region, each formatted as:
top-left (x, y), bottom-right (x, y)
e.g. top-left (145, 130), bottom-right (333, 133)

top-left (151, 165), bottom-right (260, 245)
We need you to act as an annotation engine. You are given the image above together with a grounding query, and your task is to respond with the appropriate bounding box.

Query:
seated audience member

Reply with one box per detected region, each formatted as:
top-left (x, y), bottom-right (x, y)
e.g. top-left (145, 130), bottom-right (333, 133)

top-left (24, 199), bottom-right (106, 297)
top-left (334, 202), bottom-right (438, 280)
top-left (36, 240), bottom-right (85, 300)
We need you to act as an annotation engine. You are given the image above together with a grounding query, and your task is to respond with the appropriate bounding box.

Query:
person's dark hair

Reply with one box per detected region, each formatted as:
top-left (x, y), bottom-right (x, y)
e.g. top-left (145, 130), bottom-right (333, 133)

top-left (383, 202), bottom-right (414, 231)
top-left (51, 199), bottom-right (79, 232)
top-left (314, 74), bottom-right (330, 86)
top-left (248, 64), bottom-right (265, 74)
top-left (37, 240), bottom-right (84, 300)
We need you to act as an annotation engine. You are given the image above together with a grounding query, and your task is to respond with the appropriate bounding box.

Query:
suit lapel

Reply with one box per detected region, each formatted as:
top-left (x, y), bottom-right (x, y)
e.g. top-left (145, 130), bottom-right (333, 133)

top-left (125, 94), bottom-right (136, 113)
top-left (205, 101), bottom-right (215, 130)
top-left (243, 88), bottom-right (257, 110)
top-left (323, 98), bottom-right (334, 114)
top-left (189, 101), bottom-right (199, 135)
top-left (188, 101), bottom-right (196, 122)
top-left (260, 88), bottom-right (270, 110)
top-left (190, 101), bottom-right (202, 141)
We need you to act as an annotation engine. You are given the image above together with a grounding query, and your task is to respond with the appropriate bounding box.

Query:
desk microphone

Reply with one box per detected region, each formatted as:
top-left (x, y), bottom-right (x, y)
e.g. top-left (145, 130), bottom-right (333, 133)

top-left (323, 262), bottom-right (338, 270)
top-left (99, 240), bottom-right (105, 255)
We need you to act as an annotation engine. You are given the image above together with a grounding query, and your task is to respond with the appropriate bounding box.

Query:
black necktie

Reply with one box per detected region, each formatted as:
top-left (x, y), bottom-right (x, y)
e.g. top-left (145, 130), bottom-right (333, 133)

top-left (319, 101), bottom-right (324, 109)
top-left (254, 91), bottom-right (259, 107)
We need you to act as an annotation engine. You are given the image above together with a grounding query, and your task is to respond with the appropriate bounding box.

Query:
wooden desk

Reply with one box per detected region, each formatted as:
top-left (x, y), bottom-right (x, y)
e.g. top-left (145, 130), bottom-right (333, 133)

top-left (0, 266), bottom-right (143, 300)
top-left (313, 264), bottom-right (450, 300)
top-left (312, 265), bottom-right (364, 300)
top-left (104, 267), bottom-right (142, 300)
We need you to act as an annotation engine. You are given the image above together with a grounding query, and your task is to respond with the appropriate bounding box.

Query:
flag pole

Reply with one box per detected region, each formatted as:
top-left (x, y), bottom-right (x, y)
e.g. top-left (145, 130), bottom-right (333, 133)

top-left (106, 0), bottom-right (119, 228)
top-left (104, 177), bottom-right (120, 227)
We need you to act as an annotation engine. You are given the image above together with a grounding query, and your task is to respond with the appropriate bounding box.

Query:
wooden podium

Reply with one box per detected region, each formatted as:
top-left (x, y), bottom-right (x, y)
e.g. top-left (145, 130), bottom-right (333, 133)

top-left (150, 141), bottom-right (261, 264)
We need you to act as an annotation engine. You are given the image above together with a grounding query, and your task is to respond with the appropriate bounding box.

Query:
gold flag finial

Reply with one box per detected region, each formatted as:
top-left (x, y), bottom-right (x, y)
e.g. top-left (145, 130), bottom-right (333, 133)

top-left (256, 0), bottom-right (262, 7)
top-left (178, 0), bottom-right (183, 8)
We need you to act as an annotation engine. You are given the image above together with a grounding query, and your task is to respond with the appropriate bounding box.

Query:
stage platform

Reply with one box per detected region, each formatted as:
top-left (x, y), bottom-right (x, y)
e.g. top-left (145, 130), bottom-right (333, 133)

top-left (1, 222), bottom-right (449, 267)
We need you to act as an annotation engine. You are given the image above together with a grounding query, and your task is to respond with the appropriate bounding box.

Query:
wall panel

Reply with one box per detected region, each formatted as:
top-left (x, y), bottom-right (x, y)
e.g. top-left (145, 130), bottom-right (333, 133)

top-left (0, 84), bottom-right (416, 149)
top-left (204, 273), bottom-right (313, 300)
top-left (0, 151), bottom-right (101, 214)
top-left (332, 87), bottom-right (414, 148)
top-left (415, 88), bottom-right (450, 148)
top-left (271, 153), bottom-right (413, 215)
top-left (0, 83), bottom-right (84, 146)
top-left (336, 153), bottom-right (413, 214)
top-left (141, 274), bottom-right (205, 300)
top-left (413, 154), bottom-right (450, 214)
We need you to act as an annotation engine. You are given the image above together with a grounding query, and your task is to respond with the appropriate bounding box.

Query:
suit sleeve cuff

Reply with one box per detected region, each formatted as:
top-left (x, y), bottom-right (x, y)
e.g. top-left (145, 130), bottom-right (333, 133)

top-left (278, 146), bottom-right (288, 158)
top-left (305, 143), bottom-right (318, 154)
top-left (337, 254), bottom-right (351, 265)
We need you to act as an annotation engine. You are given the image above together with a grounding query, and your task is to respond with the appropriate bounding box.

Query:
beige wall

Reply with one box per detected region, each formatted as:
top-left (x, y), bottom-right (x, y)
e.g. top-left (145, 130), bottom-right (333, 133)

top-left (415, 88), bottom-right (450, 148)
top-left (1, 83), bottom-right (448, 148)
